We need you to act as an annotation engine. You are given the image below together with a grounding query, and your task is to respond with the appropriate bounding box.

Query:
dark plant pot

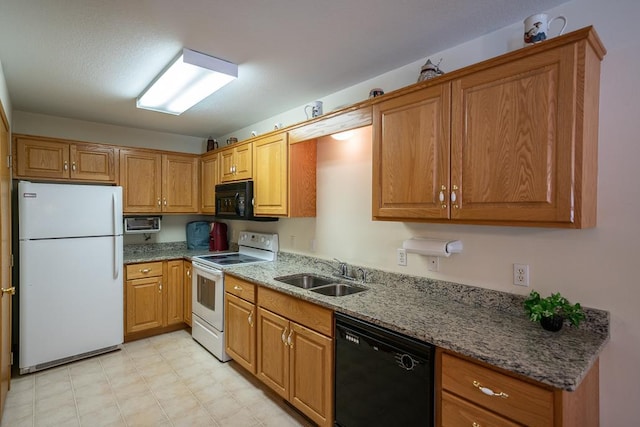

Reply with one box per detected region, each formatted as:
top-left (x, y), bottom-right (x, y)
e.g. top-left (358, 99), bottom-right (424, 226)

top-left (540, 315), bottom-right (564, 332)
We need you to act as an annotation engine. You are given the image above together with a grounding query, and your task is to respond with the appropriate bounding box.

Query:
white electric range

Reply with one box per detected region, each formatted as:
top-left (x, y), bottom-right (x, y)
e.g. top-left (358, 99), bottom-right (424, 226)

top-left (190, 231), bottom-right (278, 361)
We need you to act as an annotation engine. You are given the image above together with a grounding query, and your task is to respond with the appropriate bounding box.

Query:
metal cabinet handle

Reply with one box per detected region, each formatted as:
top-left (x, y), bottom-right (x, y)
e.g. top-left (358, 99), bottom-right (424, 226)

top-left (1, 287), bottom-right (15, 296)
top-left (163, 198), bottom-right (167, 206)
top-left (71, 162), bottom-right (77, 171)
top-left (157, 198), bottom-right (161, 206)
top-left (233, 285), bottom-right (243, 291)
top-left (186, 269), bottom-right (191, 278)
top-left (473, 380), bottom-right (509, 399)
top-left (158, 282), bottom-right (162, 293)
top-left (139, 268), bottom-right (151, 274)
top-left (248, 310), bottom-right (253, 327)
top-left (472, 423), bottom-right (481, 427)
top-left (287, 329), bottom-right (293, 348)
top-left (281, 327), bottom-right (288, 344)
top-left (63, 161), bottom-right (69, 171)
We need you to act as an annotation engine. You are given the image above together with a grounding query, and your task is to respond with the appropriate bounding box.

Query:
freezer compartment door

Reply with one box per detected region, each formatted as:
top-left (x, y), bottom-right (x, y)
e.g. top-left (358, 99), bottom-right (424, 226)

top-left (19, 236), bottom-right (124, 371)
top-left (18, 181), bottom-right (123, 239)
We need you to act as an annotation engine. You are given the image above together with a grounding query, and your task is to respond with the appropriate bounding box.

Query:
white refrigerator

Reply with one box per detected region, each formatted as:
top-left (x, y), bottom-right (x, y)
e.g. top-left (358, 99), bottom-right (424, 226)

top-left (18, 181), bottom-right (123, 373)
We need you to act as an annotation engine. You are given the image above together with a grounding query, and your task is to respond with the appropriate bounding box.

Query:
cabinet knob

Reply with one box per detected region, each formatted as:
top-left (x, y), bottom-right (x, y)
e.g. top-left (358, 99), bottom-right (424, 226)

top-left (163, 198), bottom-right (167, 206)
top-left (139, 268), bottom-right (151, 274)
top-left (287, 329), bottom-right (293, 348)
top-left (233, 285), bottom-right (243, 291)
top-left (186, 269), bottom-right (191, 278)
top-left (158, 282), bottom-right (162, 293)
top-left (450, 190), bottom-right (457, 203)
top-left (281, 327), bottom-right (288, 344)
top-left (63, 161), bottom-right (69, 171)
top-left (71, 162), bottom-right (77, 171)
top-left (248, 310), bottom-right (254, 327)
top-left (157, 198), bottom-right (161, 206)
top-left (439, 190), bottom-right (445, 203)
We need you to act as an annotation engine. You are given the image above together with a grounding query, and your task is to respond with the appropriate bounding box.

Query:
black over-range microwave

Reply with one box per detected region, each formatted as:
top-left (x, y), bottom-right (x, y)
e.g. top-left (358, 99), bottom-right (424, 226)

top-left (214, 181), bottom-right (278, 221)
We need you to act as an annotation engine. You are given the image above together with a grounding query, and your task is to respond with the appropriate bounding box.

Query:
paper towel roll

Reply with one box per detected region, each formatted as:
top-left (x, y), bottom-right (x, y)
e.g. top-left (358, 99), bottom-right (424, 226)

top-left (402, 238), bottom-right (463, 257)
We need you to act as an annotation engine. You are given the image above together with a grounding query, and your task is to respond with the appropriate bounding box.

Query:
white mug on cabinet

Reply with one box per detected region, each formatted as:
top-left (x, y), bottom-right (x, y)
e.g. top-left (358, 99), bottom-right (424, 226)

top-left (524, 13), bottom-right (567, 44)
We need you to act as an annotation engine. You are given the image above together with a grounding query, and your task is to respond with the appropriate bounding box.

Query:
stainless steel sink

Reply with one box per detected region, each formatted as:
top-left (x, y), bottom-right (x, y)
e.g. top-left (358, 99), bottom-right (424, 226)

top-left (274, 274), bottom-right (335, 289)
top-left (274, 274), bottom-right (368, 296)
top-left (309, 283), bottom-right (368, 297)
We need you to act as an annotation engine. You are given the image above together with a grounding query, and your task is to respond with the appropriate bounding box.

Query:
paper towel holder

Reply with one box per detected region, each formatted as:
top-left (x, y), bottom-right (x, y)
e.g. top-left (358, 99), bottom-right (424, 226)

top-left (401, 237), bottom-right (463, 257)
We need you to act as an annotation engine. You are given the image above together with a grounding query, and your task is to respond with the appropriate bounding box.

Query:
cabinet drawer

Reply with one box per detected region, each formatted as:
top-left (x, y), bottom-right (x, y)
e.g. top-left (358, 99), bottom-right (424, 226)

top-left (441, 353), bottom-right (554, 426)
top-left (126, 262), bottom-right (163, 279)
top-left (225, 275), bottom-right (256, 303)
top-left (442, 391), bottom-right (519, 427)
top-left (258, 287), bottom-right (333, 337)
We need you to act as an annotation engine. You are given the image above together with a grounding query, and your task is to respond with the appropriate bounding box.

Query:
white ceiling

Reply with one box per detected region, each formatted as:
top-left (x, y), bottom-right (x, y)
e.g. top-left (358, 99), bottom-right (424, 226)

top-left (0, 0), bottom-right (568, 138)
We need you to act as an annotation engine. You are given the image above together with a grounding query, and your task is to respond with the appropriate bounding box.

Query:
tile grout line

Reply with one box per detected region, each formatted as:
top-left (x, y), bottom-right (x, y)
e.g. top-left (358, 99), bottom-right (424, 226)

top-left (97, 348), bottom-right (129, 427)
top-left (123, 338), bottom-right (176, 427)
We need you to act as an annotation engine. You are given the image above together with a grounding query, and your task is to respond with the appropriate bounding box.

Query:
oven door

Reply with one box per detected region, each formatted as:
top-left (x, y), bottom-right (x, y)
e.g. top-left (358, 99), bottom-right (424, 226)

top-left (192, 261), bottom-right (224, 331)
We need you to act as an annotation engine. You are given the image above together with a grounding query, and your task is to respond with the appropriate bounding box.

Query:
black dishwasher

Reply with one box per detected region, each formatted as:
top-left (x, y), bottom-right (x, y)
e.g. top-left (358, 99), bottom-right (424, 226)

top-left (334, 313), bottom-right (434, 427)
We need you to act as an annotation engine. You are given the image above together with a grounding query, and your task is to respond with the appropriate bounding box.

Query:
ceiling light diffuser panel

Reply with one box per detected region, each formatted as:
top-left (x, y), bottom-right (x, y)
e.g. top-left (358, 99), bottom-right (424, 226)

top-left (136, 48), bottom-right (238, 115)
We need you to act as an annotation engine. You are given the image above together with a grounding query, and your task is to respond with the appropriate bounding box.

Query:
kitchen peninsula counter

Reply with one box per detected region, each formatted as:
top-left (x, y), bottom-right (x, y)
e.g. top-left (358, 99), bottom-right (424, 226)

top-left (223, 252), bottom-right (609, 392)
top-left (123, 246), bottom-right (609, 391)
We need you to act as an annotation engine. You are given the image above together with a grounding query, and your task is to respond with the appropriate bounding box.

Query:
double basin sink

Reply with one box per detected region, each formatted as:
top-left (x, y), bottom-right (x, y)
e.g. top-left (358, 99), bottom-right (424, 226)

top-left (274, 273), bottom-right (367, 296)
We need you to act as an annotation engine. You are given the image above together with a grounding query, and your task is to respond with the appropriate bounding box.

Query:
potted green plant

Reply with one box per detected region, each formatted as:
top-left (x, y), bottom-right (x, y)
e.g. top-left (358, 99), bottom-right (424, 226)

top-left (523, 290), bottom-right (585, 332)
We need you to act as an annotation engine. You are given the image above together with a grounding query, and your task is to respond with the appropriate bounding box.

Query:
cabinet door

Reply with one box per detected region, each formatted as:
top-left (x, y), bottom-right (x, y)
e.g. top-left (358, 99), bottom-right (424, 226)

top-left (233, 142), bottom-right (253, 181)
top-left (253, 133), bottom-right (288, 216)
top-left (289, 322), bottom-right (333, 427)
top-left (256, 308), bottom-right (289, 400)
top-left (372, 84), bottom-right (451, 219)
top-left (219, 148), bottom-right (236, 182)
top-left (164, 260), bottom-right (184, 326)
top-left (162, 154), bottom-right (199, 213)
top-left (200, 152), bottom-right (219, 214)
top-left (225, 293), bottom-right (256, 374)
top-left (14, 136), bottom-right (70, 179)
top-left (70, 143), bottom-right (117, 182)
top-left (125, 276), bottom-right (163, 334)
top-left (183, 261), bottom-right (192, 326)
top-left (451, 44), bottom-right (576, 224)
top-left (120, 149), bottom-right (162, 213)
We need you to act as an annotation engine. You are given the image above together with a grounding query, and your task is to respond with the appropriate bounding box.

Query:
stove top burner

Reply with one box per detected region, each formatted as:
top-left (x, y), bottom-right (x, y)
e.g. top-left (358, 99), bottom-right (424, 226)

top-left (196, 253), bottom-right (265, 266)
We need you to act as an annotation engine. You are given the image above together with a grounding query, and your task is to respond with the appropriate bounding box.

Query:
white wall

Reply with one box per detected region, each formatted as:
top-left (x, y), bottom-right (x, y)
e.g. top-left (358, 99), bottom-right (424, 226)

top-left (0, 60), bottom-right (11, 126)
top-left (222, 1), bottom-right (640, 424)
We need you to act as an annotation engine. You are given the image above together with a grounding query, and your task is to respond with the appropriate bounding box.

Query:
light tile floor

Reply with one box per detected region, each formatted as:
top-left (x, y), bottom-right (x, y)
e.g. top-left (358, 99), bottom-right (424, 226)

top-left (0, 330), bottom-right (314, 427)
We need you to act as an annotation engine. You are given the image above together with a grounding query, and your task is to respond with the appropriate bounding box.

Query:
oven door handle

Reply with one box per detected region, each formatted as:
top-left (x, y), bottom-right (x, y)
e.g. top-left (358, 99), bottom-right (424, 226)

top-left (234, 192), bottom-right (241, 216)
top-left (193, 262), bottom-right (224, 277)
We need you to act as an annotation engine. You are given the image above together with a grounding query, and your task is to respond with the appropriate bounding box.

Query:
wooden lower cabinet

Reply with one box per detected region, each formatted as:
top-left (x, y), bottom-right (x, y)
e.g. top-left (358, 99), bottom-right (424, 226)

top-left (257, 287), bottom-right (333, 427)
top-left (124, 260), bottom-right (187, 339)
top-left (225, 293), bottom-right (256, 373)
top-left (438, 349), bottom-right (599, 427)
top-left (224, 276), bottom-right (333, 427)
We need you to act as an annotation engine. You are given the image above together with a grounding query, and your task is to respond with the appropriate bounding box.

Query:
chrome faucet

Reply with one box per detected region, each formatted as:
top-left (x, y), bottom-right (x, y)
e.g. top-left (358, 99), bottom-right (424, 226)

top-left (314, 258), bottom-right (349, 277)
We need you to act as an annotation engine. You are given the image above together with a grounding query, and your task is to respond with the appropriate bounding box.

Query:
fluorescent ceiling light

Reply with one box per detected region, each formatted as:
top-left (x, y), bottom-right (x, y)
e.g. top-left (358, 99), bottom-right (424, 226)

top-left (136, 48), bottom-right (237, 115)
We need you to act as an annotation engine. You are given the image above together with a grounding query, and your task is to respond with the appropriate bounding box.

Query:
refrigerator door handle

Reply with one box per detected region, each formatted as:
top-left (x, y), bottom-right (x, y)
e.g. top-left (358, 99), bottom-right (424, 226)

top-left (113, 193), bottom-right (121, 279)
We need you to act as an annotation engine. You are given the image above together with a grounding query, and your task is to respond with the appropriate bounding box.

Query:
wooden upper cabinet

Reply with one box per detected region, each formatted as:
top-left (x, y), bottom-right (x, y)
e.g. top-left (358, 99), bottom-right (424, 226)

top-left (162, 153), bottom-right (199, 213)
top-left (120, 149), bottom-right (198, 214)
top-left (13, 135), bottom-right (116, 182)
top-left (200, 151), bottom-right (219, 214)
top-left (372, 27), bottom-right (605, 228)
top-left (120, 149), bottom-right (163, 213)
top-left (451, 44), bottom-right (579, 225)
top-left (253, 133), bottom-right (288, 216)
top-left (373, 84), bottom-right (451, 220)
top-left (220, 142), bottom-right (252, 182)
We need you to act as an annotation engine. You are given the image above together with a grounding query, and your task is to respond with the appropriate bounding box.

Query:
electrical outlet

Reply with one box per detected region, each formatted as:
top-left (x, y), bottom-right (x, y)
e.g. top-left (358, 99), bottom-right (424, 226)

top-left (513, 264), bottom-right (530, 286)
top-left (397, 248), bottom-right (407, 266)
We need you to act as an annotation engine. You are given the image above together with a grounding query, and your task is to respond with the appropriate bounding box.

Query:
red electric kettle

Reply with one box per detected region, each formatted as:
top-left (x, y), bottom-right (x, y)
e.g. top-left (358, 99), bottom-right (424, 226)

top-left (209, 222), bottom-right (229, 251)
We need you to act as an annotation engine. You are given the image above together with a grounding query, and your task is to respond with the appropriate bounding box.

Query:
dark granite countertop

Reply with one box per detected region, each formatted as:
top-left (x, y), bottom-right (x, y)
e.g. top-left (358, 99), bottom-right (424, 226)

top-left (124, 244), bottom-right (609, 391)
